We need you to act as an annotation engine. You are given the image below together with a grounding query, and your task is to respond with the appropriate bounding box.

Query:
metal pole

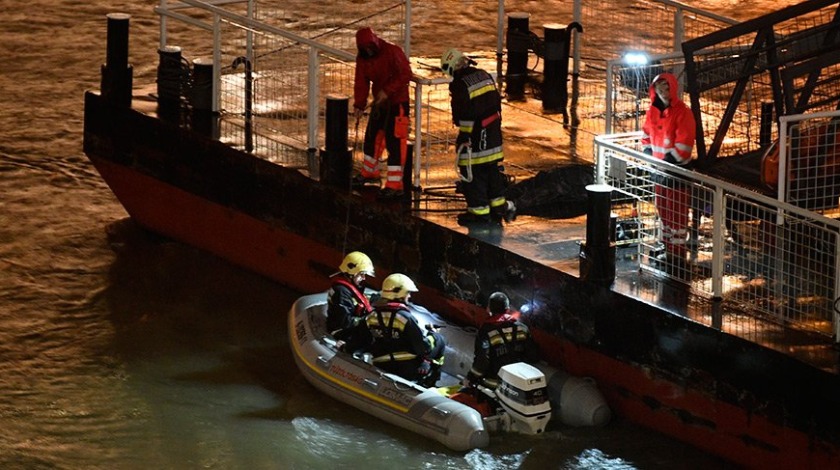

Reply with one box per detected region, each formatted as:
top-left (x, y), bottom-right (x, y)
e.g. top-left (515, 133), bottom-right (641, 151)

top-left (308, 47), bottom-right (320, 153)
top-left (405, 0), bottom-right (411, 58)
top-left (212, 14), bottom-right (221, 113)
top-left (496, 0), bottom-right (504, 88)
top-left (711, 187), bottom-right (725, 299)
top-left (159, 0), bottom-right (167, 50)
top-left (414, 82), bottom-right (423, 189)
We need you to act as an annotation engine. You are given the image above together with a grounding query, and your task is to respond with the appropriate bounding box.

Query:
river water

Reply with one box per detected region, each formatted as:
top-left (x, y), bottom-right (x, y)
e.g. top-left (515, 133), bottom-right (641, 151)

top-left (1, 0), bottom-right (791, 468)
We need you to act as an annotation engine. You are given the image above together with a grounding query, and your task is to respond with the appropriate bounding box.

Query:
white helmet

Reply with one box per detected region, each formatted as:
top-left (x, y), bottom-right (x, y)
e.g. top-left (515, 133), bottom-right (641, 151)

top-left (440, 48), bottom-right (467, 77)
top-left (380, 273), bottom-right (418, 300)
top-left (339, 251), bottom-right (375, 276)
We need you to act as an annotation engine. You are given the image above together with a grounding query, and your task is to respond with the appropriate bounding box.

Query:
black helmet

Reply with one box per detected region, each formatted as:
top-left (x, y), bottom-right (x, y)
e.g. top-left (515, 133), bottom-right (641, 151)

top-left (487, 292), bottom-right (510, 315)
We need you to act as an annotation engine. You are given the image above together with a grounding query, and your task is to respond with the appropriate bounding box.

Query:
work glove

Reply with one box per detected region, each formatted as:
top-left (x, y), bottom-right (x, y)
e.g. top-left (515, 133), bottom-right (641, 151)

top-left (417, 359), bottom-right (432, 377)
top-left (374, 90), bottom-right (388, 106)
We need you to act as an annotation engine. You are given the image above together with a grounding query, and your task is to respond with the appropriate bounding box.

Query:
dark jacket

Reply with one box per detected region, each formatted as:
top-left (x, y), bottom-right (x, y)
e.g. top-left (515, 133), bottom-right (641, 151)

top-left (467, 312), bottom-right (539, 386)
top-left (326, 274), bottom-right (372, 341)
top-left (449, 65), bottom-right (503, 166)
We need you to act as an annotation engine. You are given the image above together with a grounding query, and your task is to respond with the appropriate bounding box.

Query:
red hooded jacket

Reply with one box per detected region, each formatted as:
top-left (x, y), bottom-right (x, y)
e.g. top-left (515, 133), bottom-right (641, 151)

top-left (353, 28), bottom-right (412, 111)
top-left (641, 72), bottom-right (696, 165)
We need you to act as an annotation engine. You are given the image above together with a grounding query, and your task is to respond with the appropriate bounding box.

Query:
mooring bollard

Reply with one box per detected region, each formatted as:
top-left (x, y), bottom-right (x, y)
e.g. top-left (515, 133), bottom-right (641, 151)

top-left (505, 12), bottom-right (530, 101)
top-left (101, 13), bottom-right (133, 107)
top-left (542, 22), bottom-right (582, 123)
top-left (579, 183), bottom-right (616, 286)
top-left (319, 95), bottom-right (352, 187)
top-left (190, 57), bottom-right (218, 139)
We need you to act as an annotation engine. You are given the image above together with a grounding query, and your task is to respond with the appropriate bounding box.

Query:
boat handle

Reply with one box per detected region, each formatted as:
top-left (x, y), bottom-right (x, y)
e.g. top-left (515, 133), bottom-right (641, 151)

top-left (431, 407), bottom-right (451, 417)
top-left (363, 379), bottom-right (378, 389)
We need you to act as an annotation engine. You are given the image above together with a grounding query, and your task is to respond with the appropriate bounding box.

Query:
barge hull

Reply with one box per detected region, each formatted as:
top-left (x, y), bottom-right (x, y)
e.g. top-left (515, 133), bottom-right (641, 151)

top-left (83, 91), bottom-right (840, 469)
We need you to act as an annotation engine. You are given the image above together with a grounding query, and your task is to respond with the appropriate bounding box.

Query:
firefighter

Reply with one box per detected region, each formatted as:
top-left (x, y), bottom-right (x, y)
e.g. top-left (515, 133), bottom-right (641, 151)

top-left (352, 27), bottom-right (413, 199)
top-left (363, 273), bottom-right (446, 387)
top-left (326, 251), bottom-right (375, 351)
top-left (465, 292), bottom-right (539, 389)
top-left (641, 72), bottom-right (696, 266)
top-left (440, 48), bottom-right (516, 226)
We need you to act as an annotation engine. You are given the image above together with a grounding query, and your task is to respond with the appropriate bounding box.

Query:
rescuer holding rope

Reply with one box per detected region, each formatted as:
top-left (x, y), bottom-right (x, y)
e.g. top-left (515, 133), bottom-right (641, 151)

top-left (352, 27), bottom-right (413, 199)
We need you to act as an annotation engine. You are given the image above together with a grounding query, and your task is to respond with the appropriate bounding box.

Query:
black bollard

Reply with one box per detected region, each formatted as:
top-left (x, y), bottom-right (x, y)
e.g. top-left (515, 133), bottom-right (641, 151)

top-left (319, 95), bottom-right (352, 187)
top-left (190, 57), bottom-right (214, 112)
top-left (100, 13), bottom-right (133, 107)
top-left (157, 45), bottom-right (184, 104)
top-left (579, 184), bottom-right (616, 285)
top-left (505, 12), bottom-right (530, 101)
top-left (542, 22), bottom-right (582, 123)
top-left (190, 57), bottom-right (219, 140)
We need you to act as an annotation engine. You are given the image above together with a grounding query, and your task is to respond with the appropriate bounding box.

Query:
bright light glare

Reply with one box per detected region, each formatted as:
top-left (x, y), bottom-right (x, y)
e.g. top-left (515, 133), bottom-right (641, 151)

top-left (623, 51), bottom-right (649, 66)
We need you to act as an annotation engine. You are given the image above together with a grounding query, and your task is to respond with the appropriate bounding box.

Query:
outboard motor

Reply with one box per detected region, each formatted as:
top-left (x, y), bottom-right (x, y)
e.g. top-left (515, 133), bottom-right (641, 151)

top-left (495, 362), bottom-right (552, 434)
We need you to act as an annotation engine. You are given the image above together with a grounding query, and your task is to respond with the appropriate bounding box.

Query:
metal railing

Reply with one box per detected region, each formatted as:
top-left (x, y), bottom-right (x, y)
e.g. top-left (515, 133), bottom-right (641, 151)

top-left (595, 130), bottom-right (840, 340)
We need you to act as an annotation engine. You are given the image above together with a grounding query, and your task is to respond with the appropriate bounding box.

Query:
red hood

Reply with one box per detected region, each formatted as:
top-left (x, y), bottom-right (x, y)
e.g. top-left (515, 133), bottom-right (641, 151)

top-left (356, 27), bottom-right (381, 50)
top-left (649, 72), bottom-right (679, 103)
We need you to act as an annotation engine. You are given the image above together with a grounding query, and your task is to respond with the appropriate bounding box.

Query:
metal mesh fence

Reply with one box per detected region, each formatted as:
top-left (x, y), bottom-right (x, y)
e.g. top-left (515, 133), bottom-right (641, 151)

top-left (596, 132), bottom-right (839, 337)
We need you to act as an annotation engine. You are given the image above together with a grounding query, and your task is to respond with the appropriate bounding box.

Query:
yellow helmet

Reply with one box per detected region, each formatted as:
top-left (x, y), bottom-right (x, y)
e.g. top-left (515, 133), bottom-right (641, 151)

top-left (339, 251), bottom-right (375, 276)
top-left (440, 48), bottom-right (466, 77)
top-left (380, 273), bottom-right (418, 300)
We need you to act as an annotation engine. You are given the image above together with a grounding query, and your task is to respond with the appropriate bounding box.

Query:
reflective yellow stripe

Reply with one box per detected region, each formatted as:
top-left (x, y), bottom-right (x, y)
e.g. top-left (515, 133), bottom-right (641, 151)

top-left (373, 352), bottom-right (417, 362)
top-left (468, 84), bottom-right (495, 99)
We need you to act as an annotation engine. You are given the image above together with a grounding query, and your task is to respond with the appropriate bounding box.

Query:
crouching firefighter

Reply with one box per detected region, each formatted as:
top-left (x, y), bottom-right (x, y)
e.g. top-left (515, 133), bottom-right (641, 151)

top-left (363, 273), bottom-right (446, 387)
top-left (465, 292), bottom-right (539, 389)
top-left (440, 48), bottom-right (516, 226)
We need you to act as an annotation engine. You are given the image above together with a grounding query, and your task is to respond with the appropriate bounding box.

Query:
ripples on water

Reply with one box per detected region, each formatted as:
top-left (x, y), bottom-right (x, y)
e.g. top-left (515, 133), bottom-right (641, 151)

top-left (1, 0), bottom-right (789, 467)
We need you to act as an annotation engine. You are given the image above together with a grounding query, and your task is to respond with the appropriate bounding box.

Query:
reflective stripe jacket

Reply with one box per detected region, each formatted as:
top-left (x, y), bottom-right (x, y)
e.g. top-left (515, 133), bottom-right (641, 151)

top-left (365, 301), bottom-right (430, 362)
top-left (640, 72), bottom-right (696, 165)
top-left (449, 65), bottom-right (504, 166)
top-left (468, 312), bottom-right (539, 383)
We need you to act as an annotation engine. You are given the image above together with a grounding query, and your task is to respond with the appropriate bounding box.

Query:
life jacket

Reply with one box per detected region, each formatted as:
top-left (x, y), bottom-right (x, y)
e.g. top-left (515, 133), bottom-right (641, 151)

top-left (331, 275), bottom-right (372, 317)
top-left (482, 316), bottom-right (532, 364)
top-left (366, 301), bottom-right (422, 362)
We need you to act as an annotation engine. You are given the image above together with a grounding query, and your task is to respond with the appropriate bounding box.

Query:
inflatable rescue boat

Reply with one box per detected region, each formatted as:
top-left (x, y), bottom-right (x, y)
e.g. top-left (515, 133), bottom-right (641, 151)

top-left (288, 293), bottom-right (610, 451)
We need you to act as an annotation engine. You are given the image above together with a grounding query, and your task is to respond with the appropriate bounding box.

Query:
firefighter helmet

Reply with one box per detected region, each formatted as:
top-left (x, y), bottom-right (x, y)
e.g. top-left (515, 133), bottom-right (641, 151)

top-left (487, 291), bottom-right (510, 315)
top-left (440, 48), bottom-right (466, 77)
top-left (339, 251), bottom-right (375, 277)
top-left (380, 273), bottom-right (418, 300)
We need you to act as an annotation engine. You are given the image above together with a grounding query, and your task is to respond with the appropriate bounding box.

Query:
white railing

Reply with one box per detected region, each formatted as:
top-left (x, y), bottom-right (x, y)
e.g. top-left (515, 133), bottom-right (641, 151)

top-left (595, 131), bottom-right (840, 340)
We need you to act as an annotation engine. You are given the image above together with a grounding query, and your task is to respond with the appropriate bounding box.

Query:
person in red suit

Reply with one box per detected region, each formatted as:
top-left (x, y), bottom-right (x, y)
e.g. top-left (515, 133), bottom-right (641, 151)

top-left (641, 72), bottom-right (696, 266)
top-left (352, 27), bottom-right (413, 199)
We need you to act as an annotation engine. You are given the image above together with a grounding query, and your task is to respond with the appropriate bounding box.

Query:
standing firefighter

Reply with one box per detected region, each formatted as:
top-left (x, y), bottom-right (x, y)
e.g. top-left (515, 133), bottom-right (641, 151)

top-left (441, 48), bottom-right (516, 226)
top-left (352, 27), bottom-right (413, 199)
top-left (641, 72), bottom-right (696, 266)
